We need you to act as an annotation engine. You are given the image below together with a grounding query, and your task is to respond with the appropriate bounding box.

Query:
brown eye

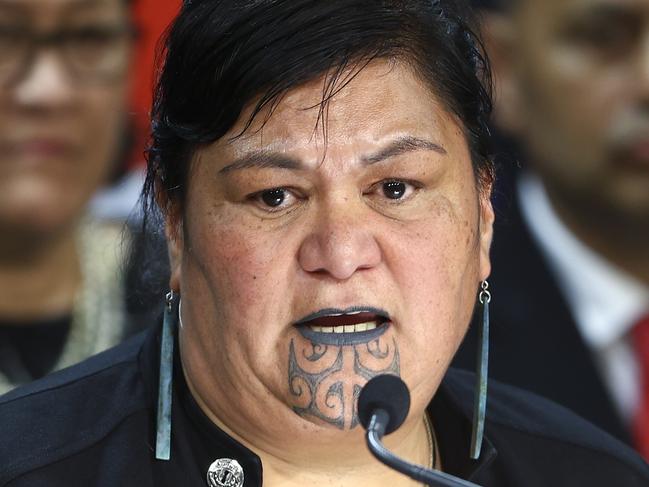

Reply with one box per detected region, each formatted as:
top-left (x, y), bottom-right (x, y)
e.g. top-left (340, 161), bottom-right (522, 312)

top-left (261, 188), bottom-right (286, 207)
top-left (382, 181), bottom-right (407, 199)
top-left (364, 179), bottom-right (419, 206)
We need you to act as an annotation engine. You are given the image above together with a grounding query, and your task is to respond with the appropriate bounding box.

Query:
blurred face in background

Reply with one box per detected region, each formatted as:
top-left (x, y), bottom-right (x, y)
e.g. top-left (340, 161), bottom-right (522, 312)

top-left (493, 0), bottom-right (649, 224)
top-left (0, 0), bottom-right (132, 240)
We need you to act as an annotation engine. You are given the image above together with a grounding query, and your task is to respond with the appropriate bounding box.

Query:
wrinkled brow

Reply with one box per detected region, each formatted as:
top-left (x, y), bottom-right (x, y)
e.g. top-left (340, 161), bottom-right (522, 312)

top-left (361, 136), bottom-right (447, 165)
top-left (218, 135), bottom-right (447, 174)
top-left (219, 151), bottom-right (302, 174)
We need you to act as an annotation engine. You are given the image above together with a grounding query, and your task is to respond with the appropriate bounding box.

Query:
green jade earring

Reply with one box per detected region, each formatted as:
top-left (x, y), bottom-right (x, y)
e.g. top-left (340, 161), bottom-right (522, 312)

top-left (470, 280), bottom-right (491, 460)
top-left (156, 290), bottom-right (179, 461)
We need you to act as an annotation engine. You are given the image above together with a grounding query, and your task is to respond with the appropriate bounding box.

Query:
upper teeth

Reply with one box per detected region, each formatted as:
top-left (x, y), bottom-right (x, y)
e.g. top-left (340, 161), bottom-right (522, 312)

top-left (308, 322), bottom-right (378, 333)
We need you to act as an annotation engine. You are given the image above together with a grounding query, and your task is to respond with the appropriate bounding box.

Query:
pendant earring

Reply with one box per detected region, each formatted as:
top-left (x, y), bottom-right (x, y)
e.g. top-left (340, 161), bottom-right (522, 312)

top-left (156, 290), bottom-right (179, 461)
top-left (470, 280), bottom-right (490, 460)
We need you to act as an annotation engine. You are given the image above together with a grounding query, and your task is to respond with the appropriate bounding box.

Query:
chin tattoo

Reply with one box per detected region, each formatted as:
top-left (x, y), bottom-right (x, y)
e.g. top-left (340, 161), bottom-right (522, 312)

top-left (288, 336), bottom-right (400, 430)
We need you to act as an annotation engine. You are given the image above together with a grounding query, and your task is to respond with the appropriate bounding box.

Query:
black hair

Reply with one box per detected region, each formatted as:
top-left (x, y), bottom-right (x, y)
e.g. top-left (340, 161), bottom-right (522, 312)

top-left (142, 0), bottom-right (494, 217)
top-left (470, 0), bottom-right (512, 11)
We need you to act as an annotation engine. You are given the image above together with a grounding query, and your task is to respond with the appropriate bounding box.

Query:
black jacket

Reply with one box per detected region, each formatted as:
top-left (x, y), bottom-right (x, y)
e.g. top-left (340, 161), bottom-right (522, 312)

top-left (453, 183), bottom-right (631, 445)
top-left (1, 322), bottom-right (647, 486)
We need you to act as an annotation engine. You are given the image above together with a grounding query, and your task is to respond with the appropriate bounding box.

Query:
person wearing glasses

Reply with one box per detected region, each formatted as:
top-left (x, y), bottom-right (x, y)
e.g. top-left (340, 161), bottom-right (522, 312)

top-left (0, 0), bottom-right (136, 394)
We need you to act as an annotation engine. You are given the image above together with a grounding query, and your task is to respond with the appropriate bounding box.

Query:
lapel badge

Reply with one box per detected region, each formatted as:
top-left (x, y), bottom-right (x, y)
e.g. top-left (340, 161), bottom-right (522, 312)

top-left (207, 458), bottom-right (244, 487)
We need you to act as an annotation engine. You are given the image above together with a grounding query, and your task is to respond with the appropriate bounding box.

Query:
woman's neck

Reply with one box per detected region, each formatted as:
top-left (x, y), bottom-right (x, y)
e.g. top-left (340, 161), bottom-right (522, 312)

top-left (185, 368), bottom-right (434, 487)
top-left (0, 228), bottom-right (81, 320)
top-left (257, 418), bottom-right (433, 487)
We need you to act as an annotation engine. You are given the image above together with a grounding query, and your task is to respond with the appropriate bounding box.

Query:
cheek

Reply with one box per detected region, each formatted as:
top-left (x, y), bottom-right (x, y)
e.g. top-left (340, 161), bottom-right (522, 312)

top-left (185, 206), bottom-right (298, 323)
top-left (0, 90), bottom-right (126, 232)
top-left (522, 49), bottom-right (622, 174)
top-left (386, 195), bottom-right (480, 338)
top-left (80, 87), bottom-right (128, 175)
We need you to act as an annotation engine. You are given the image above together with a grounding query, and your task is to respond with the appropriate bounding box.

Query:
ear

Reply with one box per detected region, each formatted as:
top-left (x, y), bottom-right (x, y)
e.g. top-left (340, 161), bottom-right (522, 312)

top-left (166, 212), bottom-right (183, 294)
top-left (155, 180), bottom-right (183, 293)
top-left (482, 12), bottom-right (526, 135)
top-left (477, 183), bottom-right (495, 282)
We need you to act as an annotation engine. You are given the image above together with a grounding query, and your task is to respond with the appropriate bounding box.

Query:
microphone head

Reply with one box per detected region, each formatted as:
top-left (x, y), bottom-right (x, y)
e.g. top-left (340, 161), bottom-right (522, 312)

top-left (357, 374), bottom-right (410, 434)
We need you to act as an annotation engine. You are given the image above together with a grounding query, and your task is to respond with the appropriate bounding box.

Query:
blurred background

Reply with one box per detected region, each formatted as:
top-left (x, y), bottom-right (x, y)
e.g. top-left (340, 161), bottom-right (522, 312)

top-left (91, 0), bottom-right (180, 218)
top-left (455, 0), bottom-right (649, 462)
top-left (0, 0), bottom-right (180, 395)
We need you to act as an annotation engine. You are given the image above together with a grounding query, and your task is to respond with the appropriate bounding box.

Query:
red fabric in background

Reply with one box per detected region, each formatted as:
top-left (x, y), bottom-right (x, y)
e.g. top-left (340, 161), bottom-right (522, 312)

top-left (632, 314), bottom-right (649, 462)
top-left (129, 0), bottom-right (181, 167)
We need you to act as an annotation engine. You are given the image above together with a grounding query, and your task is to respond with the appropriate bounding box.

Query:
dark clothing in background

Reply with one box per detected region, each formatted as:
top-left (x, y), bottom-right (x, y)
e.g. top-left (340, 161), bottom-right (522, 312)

top-left (453, 181), bottom-right (631, 445)
top-left (0, 218), bottom-right (162, 395)
top-left (0, 317), bottom-right (71, 383)
top-left (1, 321), bottom-right (647, 486)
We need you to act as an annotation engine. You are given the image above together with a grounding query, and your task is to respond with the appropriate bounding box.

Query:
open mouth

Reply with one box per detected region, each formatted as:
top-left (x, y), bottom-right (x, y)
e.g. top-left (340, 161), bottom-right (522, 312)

top-left (294, 307), bottom-right (391, 346)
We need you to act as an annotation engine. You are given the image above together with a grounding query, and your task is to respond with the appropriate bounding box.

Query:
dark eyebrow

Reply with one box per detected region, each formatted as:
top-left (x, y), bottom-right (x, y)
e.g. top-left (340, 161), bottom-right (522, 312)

top-left (218, 135), bottom-right (446, 175)
top-left (361, 136), bottom-right (447, 165)
top-left (219, 151), bottom-right (302, 174)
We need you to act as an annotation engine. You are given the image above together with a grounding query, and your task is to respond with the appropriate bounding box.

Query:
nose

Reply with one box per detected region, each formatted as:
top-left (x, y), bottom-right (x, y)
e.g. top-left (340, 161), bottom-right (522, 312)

top-left (13, 51), bottom-right (74, 109)
top-left (298, 198), bottom-right (382, 281)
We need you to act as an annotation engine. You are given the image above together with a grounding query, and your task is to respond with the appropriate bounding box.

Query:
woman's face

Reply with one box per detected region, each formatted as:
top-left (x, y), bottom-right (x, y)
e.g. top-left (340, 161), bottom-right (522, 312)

top-left (0, 0), bottom-right (131, 238)
top-left (172, 61), bottom-right (493, 448)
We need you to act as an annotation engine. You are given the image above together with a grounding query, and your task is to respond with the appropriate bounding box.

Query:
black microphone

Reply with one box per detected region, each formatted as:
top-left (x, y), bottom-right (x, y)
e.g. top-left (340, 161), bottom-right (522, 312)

top-left (358, 375), bottom-right (482, 487)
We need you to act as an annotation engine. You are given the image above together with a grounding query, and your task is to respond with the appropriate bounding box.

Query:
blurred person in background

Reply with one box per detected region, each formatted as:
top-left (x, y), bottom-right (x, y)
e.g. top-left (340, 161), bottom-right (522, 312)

top-left (454, 0), bottom-right (649, 459)
top-left (0, 0), bottom-right (137, 394)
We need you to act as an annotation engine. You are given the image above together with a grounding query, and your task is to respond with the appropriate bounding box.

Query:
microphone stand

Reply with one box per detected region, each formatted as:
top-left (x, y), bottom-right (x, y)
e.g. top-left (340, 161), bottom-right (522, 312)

top-left (366, 409), bottom-right (482, 487)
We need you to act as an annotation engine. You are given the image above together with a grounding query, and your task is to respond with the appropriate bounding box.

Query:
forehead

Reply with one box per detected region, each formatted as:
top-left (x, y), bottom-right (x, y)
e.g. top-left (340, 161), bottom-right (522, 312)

top-left (217, 60), bottom-right (465, 163)
top-left (0, 0), bottom-right (126, 26)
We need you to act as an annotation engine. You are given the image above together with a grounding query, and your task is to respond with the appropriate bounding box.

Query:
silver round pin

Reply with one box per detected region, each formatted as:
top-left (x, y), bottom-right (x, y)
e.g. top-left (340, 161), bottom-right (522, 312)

top-left (206, 458), bottom-right (244, 487)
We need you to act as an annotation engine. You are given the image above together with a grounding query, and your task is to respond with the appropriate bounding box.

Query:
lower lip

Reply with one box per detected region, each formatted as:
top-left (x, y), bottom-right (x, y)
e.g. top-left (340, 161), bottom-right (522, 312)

top-left (297, 322), bottom-right (390, 346)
